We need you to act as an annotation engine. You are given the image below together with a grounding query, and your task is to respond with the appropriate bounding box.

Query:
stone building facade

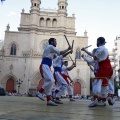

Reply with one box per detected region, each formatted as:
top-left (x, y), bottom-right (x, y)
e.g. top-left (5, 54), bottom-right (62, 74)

top-left (0, 0), bottom-right (90, 95)
top-left (114, 35), bottom-right (120, 81)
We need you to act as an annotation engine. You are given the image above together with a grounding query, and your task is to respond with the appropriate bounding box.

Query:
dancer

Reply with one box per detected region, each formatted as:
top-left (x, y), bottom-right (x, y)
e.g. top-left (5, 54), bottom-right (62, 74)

top-left (82, 53), bottom-right (115, 106)
top-left (81, 50), bottom-right (104, 106)
top-left (81, 37), bottom-right (113, 107)
top-left (61, 61), bottom-right (76, 101)
top-left (37, 38), bottom-right (72, 106)
top-left (53, 50), bottom-right (72, 104)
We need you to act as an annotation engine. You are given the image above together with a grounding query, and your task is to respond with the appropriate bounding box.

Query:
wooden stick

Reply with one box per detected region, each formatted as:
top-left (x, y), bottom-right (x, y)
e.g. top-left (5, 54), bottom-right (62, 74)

top-left (72, 40), bottom-right (74, 50)
top-left (75, 57), bottom-right (76, 66)
top-left (69, 55), bottom-right (74, 64)
top-left (84, 45), bottom-right (92, 49)
top-left (64, 35), bottom-right (71, 47)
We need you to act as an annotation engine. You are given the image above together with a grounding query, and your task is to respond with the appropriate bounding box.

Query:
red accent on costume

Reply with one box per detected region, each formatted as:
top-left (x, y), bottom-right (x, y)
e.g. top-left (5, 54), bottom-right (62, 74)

top-left (96, 57), bottom-right (113, 86)
top-left (39, 88), bottom-right (44, 93)
top-left (60, 73), bottom-right (70, 85)
top-left (47, 95), bottom-right (51, 101)
top-left (53, 73), bottom-right (57, 85)
top-left (108, 94), bottom-right (114, 98)
top-left (55, 89), bottom-right (59, 93)
top-left (102, 98), bottom-right (106, 102)
top-left (94, 95), bottom-right (98, 100)
top-left (39, 64), bottom-right (44, 78)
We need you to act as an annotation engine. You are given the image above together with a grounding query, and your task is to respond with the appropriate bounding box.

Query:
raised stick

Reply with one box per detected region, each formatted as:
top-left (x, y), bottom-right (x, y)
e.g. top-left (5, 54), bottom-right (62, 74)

top-left (75, 57), bottom-right (76, 66)
top-left (69, 55), bottom-right (75, 64)
top-left (64, 35), bottom-right (71, 47)
top-left (84, 45), bottom-right (92, 49)
top-left (72, 40), bottom-right (74, 50)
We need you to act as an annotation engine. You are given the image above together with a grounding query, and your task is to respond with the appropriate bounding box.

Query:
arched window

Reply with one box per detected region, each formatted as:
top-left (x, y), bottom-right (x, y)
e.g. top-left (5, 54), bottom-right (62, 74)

top-left (10, 44), bottom-right (16, 55)
top-left (46, 18), bottom-right (50, 27)
top-left (34, 3), bottom-right (36, 6)
top-left (52, 19), bottom-right (57, 27)
top-left (76, 48), bottom-right (81, 59)
top-left (40, 18), bottom-right (44, 26)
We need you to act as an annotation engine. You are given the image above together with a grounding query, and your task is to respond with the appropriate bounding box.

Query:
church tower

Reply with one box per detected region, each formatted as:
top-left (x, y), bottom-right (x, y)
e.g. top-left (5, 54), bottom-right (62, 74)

top-left (29, 0), bottom-right (41, 26)
top-left (30, 0), bottom-right (41, 13)
top-left (29, 0), bottom-right (41, 52)
top-left (57, 0), bottom-right (68, 30)
top-left (58, 0), bottom-right (68, 16)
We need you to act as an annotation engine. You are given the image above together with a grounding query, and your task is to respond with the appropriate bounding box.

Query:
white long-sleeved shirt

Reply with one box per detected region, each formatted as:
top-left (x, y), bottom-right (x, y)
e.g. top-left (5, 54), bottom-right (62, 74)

top-left (94, 45), bottom-right (108, 62)
top-left (42, 45), bottom-right (60, 60)
top-left (53, 55), bottom-right (63, 68)
top-left (61, 65), bottom-right (68, 76)
top-left (83, 56), bottom-right (98, 75)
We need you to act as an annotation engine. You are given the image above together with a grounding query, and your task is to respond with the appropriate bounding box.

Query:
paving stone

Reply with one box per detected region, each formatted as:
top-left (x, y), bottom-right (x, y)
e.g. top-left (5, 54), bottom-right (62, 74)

top-left (0, 96), bottom-right (120, 120)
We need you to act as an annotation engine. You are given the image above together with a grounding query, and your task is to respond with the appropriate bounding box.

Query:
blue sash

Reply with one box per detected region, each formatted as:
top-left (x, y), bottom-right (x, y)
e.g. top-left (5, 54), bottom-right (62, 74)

top-left (41, 57), bottom-right (52, 67)
top-left (54, 67), bottom-right (62, 72)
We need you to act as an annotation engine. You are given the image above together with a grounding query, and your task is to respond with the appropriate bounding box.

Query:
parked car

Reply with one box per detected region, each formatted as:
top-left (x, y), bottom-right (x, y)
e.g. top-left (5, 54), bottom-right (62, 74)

top-left (0, 87), bottom-right (6, 96)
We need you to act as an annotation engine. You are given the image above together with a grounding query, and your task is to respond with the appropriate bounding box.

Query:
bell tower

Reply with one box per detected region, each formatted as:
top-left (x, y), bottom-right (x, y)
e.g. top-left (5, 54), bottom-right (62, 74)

top-left (29, 0), bottom-right (41, 52)
top-left (29, 0), bottom-right (41, 25)
top-left (30, 0), bottom-right (41, 13)
top-left (58, 0), bottom-right (68, 16)
top-left (57, 0), bottom-right (68, 29)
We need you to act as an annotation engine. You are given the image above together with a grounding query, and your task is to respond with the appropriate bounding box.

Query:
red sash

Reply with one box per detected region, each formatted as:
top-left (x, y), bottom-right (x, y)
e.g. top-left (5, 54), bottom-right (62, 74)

top-left (53, 73), bottom-right (69, 85)
top-left (39, 64), bottom-right (51, 78)
top-left (96, 57), bottom-right (113, 86)
top-left (60, 73), bottom-right (70, 85)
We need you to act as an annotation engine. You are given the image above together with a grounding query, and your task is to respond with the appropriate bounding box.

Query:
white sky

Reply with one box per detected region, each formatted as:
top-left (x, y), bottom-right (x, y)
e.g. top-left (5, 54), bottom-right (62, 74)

top-left (0, 0), bottom-right (120, 51)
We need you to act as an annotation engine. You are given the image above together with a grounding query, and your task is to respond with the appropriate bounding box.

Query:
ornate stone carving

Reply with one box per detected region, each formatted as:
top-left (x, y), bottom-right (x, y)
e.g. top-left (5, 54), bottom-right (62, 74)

top-left (22, 51), bottom-right (31, 57)
top-left (10, 64), bottom-right (13, 70)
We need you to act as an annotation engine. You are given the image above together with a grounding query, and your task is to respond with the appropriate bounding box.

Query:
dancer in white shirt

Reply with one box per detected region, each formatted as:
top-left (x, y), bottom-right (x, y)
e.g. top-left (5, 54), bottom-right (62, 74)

top-left (81, 37), bottom-right (113, 107)
top-left (61, 61), bottom-right (76, 101)
top-left (37, 38), bottom-right (71, 106)
top-left (82, 51), bottom-right (115, 106)
top-left (53, 51), bottom-right (72, 104)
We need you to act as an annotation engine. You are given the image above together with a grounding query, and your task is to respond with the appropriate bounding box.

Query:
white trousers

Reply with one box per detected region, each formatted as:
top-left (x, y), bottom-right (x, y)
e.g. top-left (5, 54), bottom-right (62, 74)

top-left (62, 85), bottom-right (73, 95)
top-left (41, 64), bottom-right (54, 95)
top-left (67, 85), bottom-right (73, 95)
top-left (101, 86), bottom-right (108, 98)
top-left (92, 79), bottom-right (108, 98)
top-left (92, 79), bottom-right (102, 96)
top-left (54, 72), bottom-right (68, 98)
top-left (108, 74), bottom-right (115, 94)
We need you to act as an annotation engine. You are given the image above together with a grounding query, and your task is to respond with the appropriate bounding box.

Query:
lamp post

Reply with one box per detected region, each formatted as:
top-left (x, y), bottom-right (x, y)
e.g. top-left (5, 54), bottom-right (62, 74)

top-left (16, 79), bottom-right (23, 94)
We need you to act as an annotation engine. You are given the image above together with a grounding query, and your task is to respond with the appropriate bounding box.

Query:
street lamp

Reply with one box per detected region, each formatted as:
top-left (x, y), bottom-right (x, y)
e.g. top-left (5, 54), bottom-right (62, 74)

top-left (16, 79), bottom-right (23, 94)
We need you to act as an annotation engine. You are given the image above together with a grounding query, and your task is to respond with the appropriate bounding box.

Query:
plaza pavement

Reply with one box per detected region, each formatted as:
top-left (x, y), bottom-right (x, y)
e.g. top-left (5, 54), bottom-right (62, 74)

top-left (0, 96), bottom-right (120, 120)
